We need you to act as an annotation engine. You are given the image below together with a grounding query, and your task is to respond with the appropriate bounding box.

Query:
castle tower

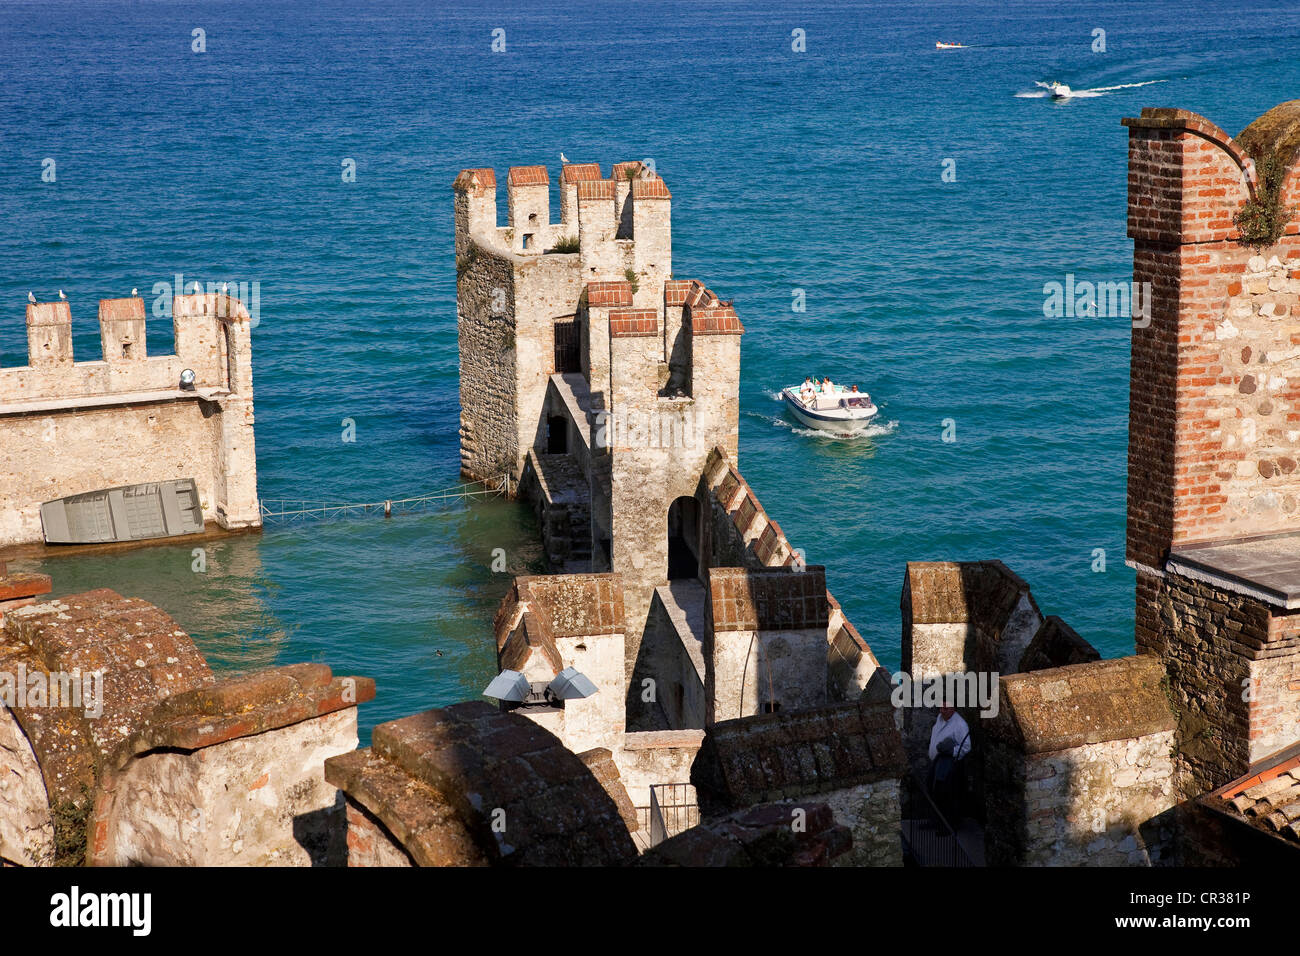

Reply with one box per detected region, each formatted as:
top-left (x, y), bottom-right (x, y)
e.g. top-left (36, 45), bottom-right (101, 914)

top-left (454, 163), bottom-right (743, 724)
top-left (1123, 102), bottom-right (1300, 791)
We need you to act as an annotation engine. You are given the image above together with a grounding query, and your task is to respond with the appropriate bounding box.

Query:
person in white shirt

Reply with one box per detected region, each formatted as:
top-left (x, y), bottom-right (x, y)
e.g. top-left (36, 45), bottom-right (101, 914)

top-left (928, 704), bottom-right (971, 822)
top-left (928, 705), bottom-right (971, 761)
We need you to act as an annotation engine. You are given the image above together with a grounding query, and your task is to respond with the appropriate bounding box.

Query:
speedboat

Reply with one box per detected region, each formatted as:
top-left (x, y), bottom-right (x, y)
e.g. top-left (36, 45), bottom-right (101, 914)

top-left (1046, 81), bottom-right (1073, 99)
top-left (936, 41), bottom-right (965, 49)
top-left (783, 384), bottom-right (878, 432)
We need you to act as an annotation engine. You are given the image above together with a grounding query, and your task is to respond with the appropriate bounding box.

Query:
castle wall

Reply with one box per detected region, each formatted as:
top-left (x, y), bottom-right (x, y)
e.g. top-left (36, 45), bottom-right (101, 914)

top-left (985, 656), bottom-right (1179, 866)
top-left (0, 704), bottom-right (52, 865)
top-left (614, 730), bottom-right (704, 809)
top-left (985, 731), bottom-right (1178, 866)
top-left (1123, 103), bottom-right (1300, 810)
top-left (0, 294), bottom-right (259, 547)
top-left (456, 243), bottom-right (519, 482)
top-left (824, 778), bottom-right (903, 867)
top-left (1135, 568), bottom-right (1300, 792)
top-left (93, 708), bottom-right (357, 866)
top-left (703, 567), bottom-right (830, 723)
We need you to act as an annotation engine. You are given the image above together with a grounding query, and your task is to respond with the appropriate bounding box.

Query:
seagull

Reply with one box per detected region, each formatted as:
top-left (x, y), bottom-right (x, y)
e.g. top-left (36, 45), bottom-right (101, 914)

top-left (58, 289), bottom-right (66, 300)
top-left (131, 287), bottom-right (138, 296)
top-left (27, 291), bottom-right (36, 303)
top-left (560, 152), bottom-right (569, 164)
top-left (221, 282), bottom-right (229, 293)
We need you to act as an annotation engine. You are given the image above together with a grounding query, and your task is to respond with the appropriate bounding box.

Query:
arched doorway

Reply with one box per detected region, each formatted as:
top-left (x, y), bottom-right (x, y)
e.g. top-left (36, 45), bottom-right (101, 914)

top-left (667, 496), bottom-right (699, 580)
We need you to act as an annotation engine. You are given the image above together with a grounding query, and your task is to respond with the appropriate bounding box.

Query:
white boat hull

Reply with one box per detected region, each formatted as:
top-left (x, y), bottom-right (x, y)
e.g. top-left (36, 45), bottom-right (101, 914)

top-left (782, 388), bottom-right (878, 432)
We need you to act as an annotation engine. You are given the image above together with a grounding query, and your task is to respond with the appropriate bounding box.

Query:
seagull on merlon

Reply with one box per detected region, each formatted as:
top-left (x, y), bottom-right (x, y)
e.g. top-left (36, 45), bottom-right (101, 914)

top-left (27, 292), bottom-right (36, 303)
top-left (560, 152), bottom-right (569, 164)
top-left (58, 289), bottom-right (66, 300)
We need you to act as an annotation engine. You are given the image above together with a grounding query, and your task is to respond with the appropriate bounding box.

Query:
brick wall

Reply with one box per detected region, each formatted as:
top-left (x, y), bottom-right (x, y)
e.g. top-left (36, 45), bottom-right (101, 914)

top-left (1124, 107), bottom-right (1300, 567)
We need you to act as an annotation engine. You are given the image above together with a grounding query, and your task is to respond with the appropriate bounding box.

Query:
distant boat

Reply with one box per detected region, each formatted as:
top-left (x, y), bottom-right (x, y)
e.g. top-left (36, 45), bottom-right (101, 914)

top-left (40, 479), bottom-right (204, 544)
top-left (936, 41), bottom-right (965, 49)
top-left (783, 384), bottom-right (878, 432)
top-left (1045, 81), bottom-right (1073, 99)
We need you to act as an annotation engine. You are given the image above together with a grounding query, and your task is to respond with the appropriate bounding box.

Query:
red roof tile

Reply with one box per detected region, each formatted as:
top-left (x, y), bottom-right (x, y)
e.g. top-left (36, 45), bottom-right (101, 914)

top-left (576, 180), bottom-right (616, 201)
top-left (508, 165), bottom-right (549, 186)
top-left (561, 163), bottom-right (603, 183)
top-left (453, 168), bottom-right (496, 192)
top-left (632, 178), bottom-right (671, 199)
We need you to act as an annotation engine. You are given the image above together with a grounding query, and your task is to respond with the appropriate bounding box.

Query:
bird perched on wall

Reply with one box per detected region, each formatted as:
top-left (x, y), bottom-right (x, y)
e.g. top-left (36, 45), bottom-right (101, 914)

top-left (560, 152), bottom-right (569, 164)
top-left (58, 289), bottom-right (66, 300)
top-left (221, 282), bottom-right (229, 293)
top-left (27, 291), bottom-right (36, 303)
top-left (131, 287), bottom-right (138, 296)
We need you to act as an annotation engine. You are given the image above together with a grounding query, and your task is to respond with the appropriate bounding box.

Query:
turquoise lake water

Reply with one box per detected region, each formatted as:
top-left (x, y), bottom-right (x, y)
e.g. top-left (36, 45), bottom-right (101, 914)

top-left (3, 0), bottom-right (1300, 736)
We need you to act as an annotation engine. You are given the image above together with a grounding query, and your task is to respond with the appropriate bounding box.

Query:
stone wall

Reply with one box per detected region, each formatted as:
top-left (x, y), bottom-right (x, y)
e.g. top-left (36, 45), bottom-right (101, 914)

top-left (1135, 567), bottom-right (1300, 792)
top-left (985, 655), bottom-right (1178, 866)
top-left (615, 729), bottom-right (704, 809)
top-left (704, 566), bottom-right (831, 723)
top-left (691, 688), bottom-right (906, 867)
top-left (0, 293), bottom-right (259, 547)
top-left (899, 560), bottom-right (1044, 779)
top-left (0, 585), bottom-right (372, 866)
top-left (326, 701), bottom-right (638, 866)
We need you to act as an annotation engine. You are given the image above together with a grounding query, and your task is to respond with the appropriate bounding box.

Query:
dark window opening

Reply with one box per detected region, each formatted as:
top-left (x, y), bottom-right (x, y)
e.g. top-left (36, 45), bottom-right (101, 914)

top-left (762, 701), bottom-right (782, 714)
top-left (546, 415), bottom-right (568, 455)
top-left (121, 343), bottom-right (132, 358)
top-left (522, 233), bottom-right (534, 249)
top-left (667, 496), bottom-right (699, 580)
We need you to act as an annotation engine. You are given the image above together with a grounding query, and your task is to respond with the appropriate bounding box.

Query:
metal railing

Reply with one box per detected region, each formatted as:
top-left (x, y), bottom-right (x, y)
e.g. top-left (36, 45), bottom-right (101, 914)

top-left (258, 475), bottom-right (507, 523)
top-left (902, 770), bottom-right (976, 867)
top-left (646, 783), bottom-right (700, 847)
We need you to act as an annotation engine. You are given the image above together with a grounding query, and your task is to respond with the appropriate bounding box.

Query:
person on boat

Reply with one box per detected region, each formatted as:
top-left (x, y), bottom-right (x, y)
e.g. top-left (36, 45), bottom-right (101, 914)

top-left (800, 378), bottom-right (815, 405)
top-left (849, 384), bottom-right (860, 394)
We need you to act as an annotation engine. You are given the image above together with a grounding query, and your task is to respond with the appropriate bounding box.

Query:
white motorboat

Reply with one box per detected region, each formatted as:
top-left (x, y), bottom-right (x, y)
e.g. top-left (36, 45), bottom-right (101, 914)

top-left (1046, 81), bottom-right (1073, 99)
top-left (935, 41), bottom-right (965, 49)
top-left (782, 384), bottom-right (878, 432)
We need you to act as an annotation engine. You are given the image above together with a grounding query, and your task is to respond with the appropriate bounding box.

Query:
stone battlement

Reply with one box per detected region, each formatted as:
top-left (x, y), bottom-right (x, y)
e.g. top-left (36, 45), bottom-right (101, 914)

top-left (0, 292), bottom-right (259, 548)
top-left (453, 161), bottom-right (670, 274)
top-left (2, 293), bottom-right (252, 404)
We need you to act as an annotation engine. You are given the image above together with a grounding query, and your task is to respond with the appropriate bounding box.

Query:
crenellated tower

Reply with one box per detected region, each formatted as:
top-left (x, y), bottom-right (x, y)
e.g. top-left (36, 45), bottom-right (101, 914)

top-left (453, 162), bottom-right (743, 720)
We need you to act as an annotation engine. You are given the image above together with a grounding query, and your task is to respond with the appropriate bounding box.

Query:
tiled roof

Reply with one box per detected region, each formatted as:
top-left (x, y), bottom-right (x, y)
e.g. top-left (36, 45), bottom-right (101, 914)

top-left (691, 304), bottom-right (744, 335)
top-left (561, 163), bottom-right (603, 183)
top-left (508, 165), bottom-right (549, 186)
top-left (632, 178), bottom-right (671, 199)
top-left (1204, 746), bottom-right (1300, 847)
top-left (452, 168), bottom-right (496, 192)
top-left (708, 566), bottom-right (828, 632)
top-left (664, 280), bottom-right (695, 307)
top-left (1018, 615), bottom-right (1101, 673)
top-left (576, 180), bottom-right (616, 202)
